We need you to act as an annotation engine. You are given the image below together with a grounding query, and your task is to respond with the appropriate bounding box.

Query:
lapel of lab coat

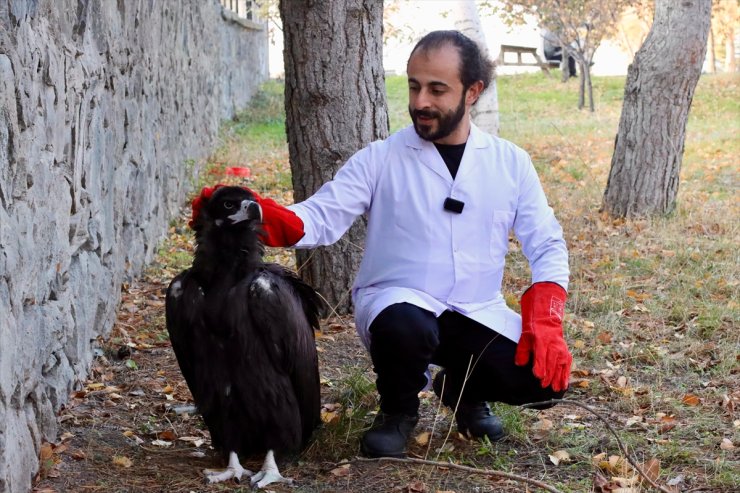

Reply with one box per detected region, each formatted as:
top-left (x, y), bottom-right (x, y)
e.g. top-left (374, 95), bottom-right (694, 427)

top-left (455, 123), bottom-right (491, 184)
top-left (403, 123), bottom-right (491, 185)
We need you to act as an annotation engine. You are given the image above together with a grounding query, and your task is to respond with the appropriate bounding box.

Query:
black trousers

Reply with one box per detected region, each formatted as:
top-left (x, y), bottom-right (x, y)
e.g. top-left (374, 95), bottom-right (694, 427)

top-left (369, 303), bottom-right (566, 415)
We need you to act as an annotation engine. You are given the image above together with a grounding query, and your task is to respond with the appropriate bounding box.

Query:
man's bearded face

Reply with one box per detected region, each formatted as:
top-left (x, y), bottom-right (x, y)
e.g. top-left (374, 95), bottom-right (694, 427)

top-left (409, 90), bottom-right (467, 142)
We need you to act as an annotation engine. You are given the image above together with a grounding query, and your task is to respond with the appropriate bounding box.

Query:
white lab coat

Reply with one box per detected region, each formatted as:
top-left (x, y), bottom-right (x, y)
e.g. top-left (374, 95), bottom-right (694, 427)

top-left (289, 123), bottom-right (569, 349)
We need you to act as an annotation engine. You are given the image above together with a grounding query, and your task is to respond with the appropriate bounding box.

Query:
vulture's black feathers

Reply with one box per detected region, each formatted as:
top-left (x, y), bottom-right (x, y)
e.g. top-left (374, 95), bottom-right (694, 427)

top-left (165, 185), bottom-right (321, 487)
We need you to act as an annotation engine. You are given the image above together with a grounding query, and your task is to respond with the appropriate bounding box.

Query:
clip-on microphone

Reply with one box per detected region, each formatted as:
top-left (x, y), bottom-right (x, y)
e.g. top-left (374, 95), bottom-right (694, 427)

top-left (443, 197), bottom-right (465, 214)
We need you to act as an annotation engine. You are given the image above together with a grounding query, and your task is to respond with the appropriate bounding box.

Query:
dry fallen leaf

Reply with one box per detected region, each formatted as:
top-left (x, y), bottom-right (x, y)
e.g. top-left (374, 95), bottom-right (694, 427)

top-left (112, 455), bottom-right (133, 468)
top-left (641, 458), bottom-right (660, 485)
top-left (658, 415), bottom-right (677, 433)
top-left (593, 470), bottom-right (610, 492)
top-left (549, 449), bottom-right (571, 465)
top-left (596, 331), bottom-right (612, 344)
top-left (70, 450), bottom-right (86, 461)
top-left (612, 475), bottom-right (639, 487)
top-left (39, 442), bottom-right (53, 461)
top-left (719, 438), bottom-right (734, 450)
top-left (532, 418), bottom-right (554, 431)
top-left (405, 480), bottom-right (427, 492)
top-left (59, 432), bottom-right (74, 441)
top-left (415, 431), bottom-right (431, 446)
top-left (682, 394), bottom-right (701, 406)
top-left (321, 410), bottom-right (340, 424)
top-left (595, 454), bottom-right (633, 477)
top-left (329, 464), bottom-right (351, 477)
top-left (157, 430), bottom-right (177, 441)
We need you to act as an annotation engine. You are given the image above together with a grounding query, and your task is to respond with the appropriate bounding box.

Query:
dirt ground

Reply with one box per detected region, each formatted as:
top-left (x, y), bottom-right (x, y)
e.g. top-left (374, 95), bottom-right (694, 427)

top-left (31, 265), bottom-right (583, 493)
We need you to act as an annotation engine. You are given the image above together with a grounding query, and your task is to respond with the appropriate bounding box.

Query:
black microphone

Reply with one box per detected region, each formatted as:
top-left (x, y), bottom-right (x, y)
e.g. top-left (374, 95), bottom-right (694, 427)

top-left (443, 197), bottom-right (465, 214)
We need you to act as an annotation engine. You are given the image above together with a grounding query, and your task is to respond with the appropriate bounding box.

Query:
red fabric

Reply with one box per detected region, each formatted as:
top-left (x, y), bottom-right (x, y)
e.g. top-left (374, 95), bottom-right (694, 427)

top-left (256, 195), bottom-right (305, 247)
top-left (515, 282), bottom-right (572, 392)
top-left (189, 184), bottom-right (224, 228)
top-left (189, 184), bottom-right (304, 247)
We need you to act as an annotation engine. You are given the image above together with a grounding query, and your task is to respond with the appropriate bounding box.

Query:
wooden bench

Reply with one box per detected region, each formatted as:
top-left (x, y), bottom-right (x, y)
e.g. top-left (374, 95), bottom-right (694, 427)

top-left (497, 44), bottom-right (551, 74)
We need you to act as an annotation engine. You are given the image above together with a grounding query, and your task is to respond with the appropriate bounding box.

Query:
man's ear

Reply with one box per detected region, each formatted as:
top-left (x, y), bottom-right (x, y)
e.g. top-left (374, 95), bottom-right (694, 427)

top-left (466, 80), bottom-right (485, 106)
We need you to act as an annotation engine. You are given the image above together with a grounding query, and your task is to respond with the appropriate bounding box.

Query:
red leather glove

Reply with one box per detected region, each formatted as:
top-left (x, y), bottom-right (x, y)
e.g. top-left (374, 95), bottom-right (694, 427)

top-left (254, 194), bottom-right (305, 247)
top-left (189, 185), bottom-right (304, 247)
top-left (515, 282), bottom-right (572, 392)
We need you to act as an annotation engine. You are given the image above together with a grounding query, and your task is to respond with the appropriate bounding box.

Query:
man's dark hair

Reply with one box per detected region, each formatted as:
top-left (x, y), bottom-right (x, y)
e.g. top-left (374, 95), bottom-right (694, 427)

top-left (410, 30), bottom-right (495, 91)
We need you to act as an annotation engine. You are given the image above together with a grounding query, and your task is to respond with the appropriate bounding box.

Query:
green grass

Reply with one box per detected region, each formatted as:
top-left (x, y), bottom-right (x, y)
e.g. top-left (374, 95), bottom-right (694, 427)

top-left (175, 71), bottom-right (739, 491)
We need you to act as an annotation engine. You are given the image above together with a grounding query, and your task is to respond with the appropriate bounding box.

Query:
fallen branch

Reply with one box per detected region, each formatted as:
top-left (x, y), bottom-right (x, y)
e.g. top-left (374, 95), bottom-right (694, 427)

top-left (521, 399), bottom-right (673, 493)
top-left (352, 456), bottom-right (564, 493)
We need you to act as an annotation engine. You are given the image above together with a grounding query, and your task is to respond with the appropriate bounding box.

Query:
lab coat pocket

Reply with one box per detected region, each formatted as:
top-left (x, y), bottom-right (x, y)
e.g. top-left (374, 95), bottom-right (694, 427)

top-left (490, 209), bottom-right (516, 259)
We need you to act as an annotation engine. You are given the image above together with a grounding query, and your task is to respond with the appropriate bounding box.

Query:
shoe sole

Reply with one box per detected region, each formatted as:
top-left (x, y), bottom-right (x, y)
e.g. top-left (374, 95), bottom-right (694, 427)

top-left (359, 442), bottom-right (407, 459)
top-left (459, 426), bottom-right (506, 442)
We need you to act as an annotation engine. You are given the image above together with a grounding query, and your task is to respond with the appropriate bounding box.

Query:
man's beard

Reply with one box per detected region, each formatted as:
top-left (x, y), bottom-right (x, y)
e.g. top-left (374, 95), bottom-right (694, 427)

top-left (409, 92), bottom-right (466, 142)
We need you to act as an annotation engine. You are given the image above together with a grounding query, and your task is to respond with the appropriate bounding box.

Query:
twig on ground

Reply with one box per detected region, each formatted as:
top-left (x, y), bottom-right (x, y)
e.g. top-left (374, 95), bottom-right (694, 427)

top-left (521, 399), bottom-right (674, 493)
top-left (352, 456), bottom-right (564, 493)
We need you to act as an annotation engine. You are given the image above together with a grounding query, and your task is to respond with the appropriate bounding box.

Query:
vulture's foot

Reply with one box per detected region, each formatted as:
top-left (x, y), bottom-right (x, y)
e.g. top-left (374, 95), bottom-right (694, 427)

top-left (250, 450), bottom-right (294, 489)
top-left (203, 451), bottom-right (253, 484)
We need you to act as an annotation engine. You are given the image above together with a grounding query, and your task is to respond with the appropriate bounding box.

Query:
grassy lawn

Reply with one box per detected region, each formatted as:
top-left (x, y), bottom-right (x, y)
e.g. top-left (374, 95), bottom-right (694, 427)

top-left (36, 70), bottom-right (738, 493)
top-left (200, 71), bottom-right (740, 491)
top-left (196, 72), bottom-right (739, 491)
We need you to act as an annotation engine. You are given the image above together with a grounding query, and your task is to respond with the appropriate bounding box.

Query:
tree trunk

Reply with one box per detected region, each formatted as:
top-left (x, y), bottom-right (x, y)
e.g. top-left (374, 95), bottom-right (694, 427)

top-left (279, 0), bottom-right (388, 314)
top-left (724, 35), bottom-right (736, 72)
top-left (560, 49), bottom-right (570, 82)
top-left (584, 61), bottom-right (594, 112)
top-left (707, 25), bottom-right (716, 73)
top-left (453, 0), bottom-right (499, 135)
top-left (602, 0), bottom-right (711, 218)
top-left (578, 61), bottom-right (586, 109)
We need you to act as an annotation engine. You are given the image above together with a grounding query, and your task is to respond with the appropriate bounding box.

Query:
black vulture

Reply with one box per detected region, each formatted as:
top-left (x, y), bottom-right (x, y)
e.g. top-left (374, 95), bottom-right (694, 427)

top-left (165, 185), bottom-right (322, 488)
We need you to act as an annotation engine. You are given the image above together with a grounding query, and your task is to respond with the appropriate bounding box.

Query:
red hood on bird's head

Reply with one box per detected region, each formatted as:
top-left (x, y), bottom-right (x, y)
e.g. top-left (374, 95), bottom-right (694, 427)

top-left (189, 184), bottom-right (225, 229)
top-left (189, 184), bottom-right (262, 229)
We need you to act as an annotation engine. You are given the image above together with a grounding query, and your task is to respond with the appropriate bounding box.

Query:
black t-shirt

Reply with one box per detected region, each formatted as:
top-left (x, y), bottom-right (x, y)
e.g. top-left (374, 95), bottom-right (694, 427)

top-left (434, 142), bottom-right (467, 179)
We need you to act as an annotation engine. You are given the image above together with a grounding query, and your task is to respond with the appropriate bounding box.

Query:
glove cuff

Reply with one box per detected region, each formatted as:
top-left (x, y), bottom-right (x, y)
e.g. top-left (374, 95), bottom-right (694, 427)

top-left (521, 282), bottom-right (567, 325)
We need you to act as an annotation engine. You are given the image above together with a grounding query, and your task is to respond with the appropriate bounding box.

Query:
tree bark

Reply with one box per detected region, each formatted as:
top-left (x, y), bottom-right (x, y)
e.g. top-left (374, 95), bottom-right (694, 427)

top-left (707, 25), bottom-right (716, 73)
top-left (280, 0), bottom-right (388, 314)
top-left (560, 48), bottom-right (570, 83)
top-left (578, 61), bottom-right (586, 110)
top-left (602, 0), bottom-right (711, 218)
top-left (585, 60), bottom-right (594, 112)
top-left (453, 0), bottom-right (500, 135)
top-left (724, 35), bottom-right (736, 73)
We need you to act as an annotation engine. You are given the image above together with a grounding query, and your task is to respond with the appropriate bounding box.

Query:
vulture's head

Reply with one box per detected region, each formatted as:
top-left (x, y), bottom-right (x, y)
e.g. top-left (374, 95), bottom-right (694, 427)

top-left (189, 185), bottom-right (262, 233)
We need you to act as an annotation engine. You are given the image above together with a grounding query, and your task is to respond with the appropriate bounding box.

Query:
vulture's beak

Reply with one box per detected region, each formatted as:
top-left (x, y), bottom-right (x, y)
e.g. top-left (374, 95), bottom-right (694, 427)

top-left (227, 199), bottom-right (262, 224)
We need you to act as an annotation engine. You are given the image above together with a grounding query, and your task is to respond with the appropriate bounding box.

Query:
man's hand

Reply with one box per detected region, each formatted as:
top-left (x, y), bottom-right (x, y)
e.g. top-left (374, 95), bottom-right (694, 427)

top-left (514, 282), bottom-right (572, 392)
top-left (247, 189), bottom-right (305, 247)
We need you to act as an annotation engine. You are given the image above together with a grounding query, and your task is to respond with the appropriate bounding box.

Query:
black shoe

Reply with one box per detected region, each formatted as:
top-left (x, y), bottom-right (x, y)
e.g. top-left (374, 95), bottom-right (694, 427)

top-left (433, 370), bottom-right (505, 442)
top-left (360, 412), bottom-right (419, 458)
top-left (455, 402), bottom-right (505, 442)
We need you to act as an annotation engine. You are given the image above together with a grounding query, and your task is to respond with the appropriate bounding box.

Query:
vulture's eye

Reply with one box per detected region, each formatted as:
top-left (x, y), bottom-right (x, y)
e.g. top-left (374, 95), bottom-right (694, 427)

top-left (223, 201), bottom-right (235, 210)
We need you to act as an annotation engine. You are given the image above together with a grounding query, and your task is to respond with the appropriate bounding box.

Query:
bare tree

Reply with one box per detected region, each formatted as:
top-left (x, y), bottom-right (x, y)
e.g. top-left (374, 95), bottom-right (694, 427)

top-left (602, 0), bottom-right (712, 218)
top-left (452, 0), bottom-right (500, 135)
top-left (712, 0), bottom-right (739, 73)
top-left (494, 0), bottom-right (633, 111)
top-left (614, 0), bottom-right (654, 58)
top-left (707, 22), bottom-right (717, 73)
top-left (279, 0), bottom-right (388, 314)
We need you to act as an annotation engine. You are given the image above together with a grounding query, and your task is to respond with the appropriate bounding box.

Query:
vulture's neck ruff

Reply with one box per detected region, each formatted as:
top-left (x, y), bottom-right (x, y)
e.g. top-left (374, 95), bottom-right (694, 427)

top-left (191, 187), bottom-right (265, 284)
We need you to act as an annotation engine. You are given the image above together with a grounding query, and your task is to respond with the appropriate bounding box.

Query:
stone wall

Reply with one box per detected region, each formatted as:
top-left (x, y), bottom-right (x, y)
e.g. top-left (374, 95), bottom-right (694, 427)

top-left (0, 2), bottom-right (268, 491)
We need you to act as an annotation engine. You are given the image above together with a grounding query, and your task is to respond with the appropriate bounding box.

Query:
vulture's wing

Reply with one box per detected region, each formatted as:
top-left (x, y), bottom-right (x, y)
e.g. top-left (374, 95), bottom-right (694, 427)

top-left (236, 266), bottom-right (322, 446)
top-left (165, 270), bottom-right (207, 403)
